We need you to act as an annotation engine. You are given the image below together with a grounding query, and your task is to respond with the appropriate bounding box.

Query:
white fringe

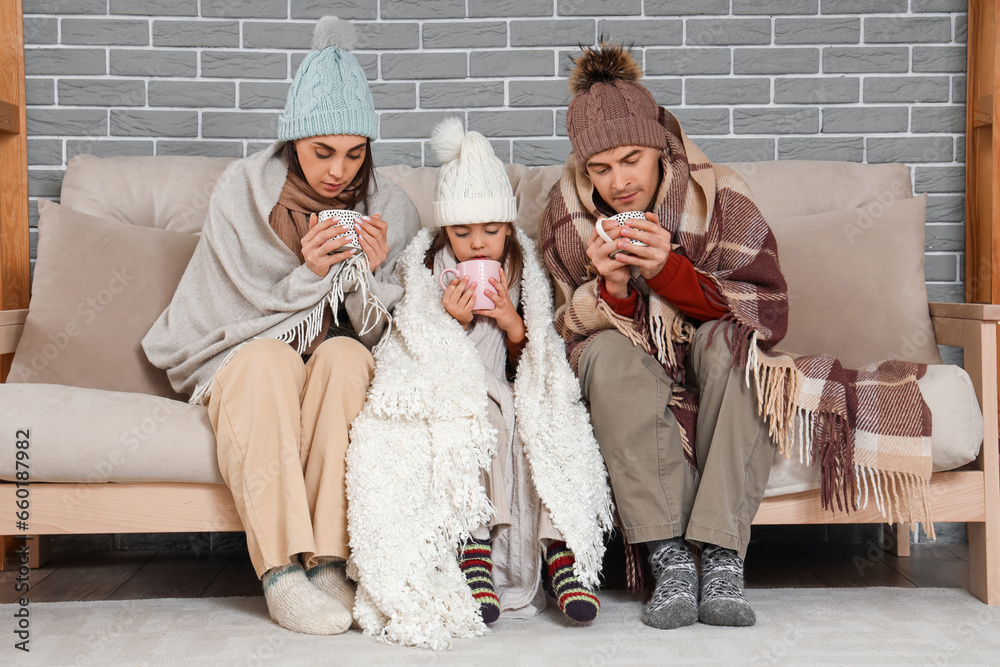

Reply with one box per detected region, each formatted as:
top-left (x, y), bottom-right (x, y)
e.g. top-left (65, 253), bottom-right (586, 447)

top-left (190, 254), bottom-right (390, 406)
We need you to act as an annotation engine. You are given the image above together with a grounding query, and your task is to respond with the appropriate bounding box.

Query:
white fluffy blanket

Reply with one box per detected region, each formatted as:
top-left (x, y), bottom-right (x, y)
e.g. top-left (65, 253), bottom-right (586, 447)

top-left (346, 228), bottom-right (613, 650)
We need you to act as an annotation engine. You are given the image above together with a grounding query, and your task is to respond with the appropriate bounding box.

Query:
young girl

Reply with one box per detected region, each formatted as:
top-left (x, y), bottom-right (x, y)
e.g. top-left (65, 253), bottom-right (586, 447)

top-left (346, 118), bottom-right (613, 649)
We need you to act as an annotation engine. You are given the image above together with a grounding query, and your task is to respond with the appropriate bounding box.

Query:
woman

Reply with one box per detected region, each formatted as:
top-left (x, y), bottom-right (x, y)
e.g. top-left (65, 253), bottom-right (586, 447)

top-left (142, 17), bottom-right (421, 635)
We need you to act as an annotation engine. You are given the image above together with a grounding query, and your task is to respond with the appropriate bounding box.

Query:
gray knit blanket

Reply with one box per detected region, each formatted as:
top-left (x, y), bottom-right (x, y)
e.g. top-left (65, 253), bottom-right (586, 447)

top-left (142, 141), bottom-right (421, 403)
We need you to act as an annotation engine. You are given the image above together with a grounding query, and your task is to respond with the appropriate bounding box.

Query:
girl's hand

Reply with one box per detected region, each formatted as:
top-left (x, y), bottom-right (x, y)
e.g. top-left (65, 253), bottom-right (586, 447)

top-left (614, 212), bottom-right (673, 280)
top-left (477, 268), bottom-right (526, 344)
top-left (302, 213), bottom-right (356, 278)
top-left (357, 213), bottom-right (389, 273)
top-left (442, 276), bottom-right (476, 329)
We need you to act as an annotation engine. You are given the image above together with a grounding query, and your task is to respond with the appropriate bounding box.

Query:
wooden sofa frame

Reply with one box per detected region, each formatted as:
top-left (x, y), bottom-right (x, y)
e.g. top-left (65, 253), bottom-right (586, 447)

top-left (1, 304), bottom-right (998, 604)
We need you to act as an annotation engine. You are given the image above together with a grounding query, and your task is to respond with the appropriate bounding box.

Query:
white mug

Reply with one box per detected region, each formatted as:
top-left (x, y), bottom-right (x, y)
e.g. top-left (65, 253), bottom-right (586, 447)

top-left (318, 209), bottom-right (364, 255)
top-left (596, 211), bottom-right (648, 259)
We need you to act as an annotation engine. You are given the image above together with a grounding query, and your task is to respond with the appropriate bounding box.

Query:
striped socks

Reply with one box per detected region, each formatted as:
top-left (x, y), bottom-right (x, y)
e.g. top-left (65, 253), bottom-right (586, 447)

top-left (544, 540), bottom-right (600, 624)
top-left (459, 537), bottom-right (500, 624)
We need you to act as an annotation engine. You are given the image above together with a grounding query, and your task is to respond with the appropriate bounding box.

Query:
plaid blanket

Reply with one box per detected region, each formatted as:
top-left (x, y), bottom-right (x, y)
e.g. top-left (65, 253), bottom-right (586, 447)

top-left (540, 108), bottom-right (934, 535)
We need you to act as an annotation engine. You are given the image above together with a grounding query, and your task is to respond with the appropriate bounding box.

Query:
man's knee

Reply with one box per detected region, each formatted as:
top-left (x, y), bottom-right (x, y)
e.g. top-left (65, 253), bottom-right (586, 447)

top-left (691, 320), bottom-right (737, 370)
top-left (579, 330), bottom-right (641, 398)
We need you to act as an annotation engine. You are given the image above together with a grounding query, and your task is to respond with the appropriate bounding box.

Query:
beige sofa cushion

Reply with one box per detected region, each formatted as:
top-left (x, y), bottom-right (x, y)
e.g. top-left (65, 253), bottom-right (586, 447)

top-left (0, 384), bottom-right (222, 484)
top-left (8, 200), bottom-right (198, 400)
top-left (378, 163), bottom-right (563, 239)
top-left (57, 155), bottom-right (911, 237)
top-left (0, 364), bottom-right (978, 487)
top-left (729, 161), bottom-right (912, 222)
top-left (765, 363), bottom-right (984, 496)
top-left (60, 154), bottom-right (235, 234)
top-left (769, 195), bottom-right (942, 368)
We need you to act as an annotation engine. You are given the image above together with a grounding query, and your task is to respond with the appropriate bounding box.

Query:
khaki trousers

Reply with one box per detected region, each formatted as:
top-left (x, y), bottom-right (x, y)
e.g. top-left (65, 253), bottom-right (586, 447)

top-left (578, 322), bottom-right (775, 558)
top-left (208, 337), bottom-right (374, 578)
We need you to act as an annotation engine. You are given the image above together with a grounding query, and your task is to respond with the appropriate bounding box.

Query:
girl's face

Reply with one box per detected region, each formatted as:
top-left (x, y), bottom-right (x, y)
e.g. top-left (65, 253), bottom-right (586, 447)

top-left (293, 134), bottom-right (367, 199)
top-left (445, 222), bottom-right (511, 263)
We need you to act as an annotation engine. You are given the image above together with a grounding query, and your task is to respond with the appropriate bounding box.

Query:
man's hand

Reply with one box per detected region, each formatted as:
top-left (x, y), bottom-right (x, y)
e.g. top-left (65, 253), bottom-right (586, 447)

top-left (586, 223), bottom-right (631, 298)
top-left (442, 276), bottom-right (476, 329)
top-left (614, 212), bottom-right (672, 280)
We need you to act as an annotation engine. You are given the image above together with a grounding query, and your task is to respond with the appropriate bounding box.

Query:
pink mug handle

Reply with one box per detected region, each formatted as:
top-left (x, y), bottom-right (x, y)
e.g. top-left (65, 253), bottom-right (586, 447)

top-left (439, 268), bottom-right (461, 290)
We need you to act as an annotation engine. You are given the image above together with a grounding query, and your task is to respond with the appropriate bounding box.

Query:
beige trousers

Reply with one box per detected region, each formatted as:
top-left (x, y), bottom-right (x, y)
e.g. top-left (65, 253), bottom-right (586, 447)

top-left (208, 336), bottom-right (374, 578)
top-left (578, 321), bottom-right (775, 558)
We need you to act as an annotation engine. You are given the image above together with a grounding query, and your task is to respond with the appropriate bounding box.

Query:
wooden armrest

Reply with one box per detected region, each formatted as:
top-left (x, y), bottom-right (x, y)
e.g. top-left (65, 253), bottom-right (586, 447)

top-left (0, 309), bottom-right (28, 356)
top-left (929, 302), bottom-right (1000, 321)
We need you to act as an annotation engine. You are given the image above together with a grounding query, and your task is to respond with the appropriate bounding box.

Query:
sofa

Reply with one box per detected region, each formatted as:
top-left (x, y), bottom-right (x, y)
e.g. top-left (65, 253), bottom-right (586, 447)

top-left (0, 153), bottom-right (997, 603)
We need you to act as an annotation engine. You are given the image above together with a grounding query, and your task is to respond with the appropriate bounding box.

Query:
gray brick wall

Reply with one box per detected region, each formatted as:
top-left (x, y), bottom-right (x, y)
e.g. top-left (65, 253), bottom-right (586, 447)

top-left (24, 1), bottom-right (967, 305)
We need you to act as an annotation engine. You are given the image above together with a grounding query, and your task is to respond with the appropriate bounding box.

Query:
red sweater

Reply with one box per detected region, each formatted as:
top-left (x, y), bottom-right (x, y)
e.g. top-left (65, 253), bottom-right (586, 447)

top-left (600, 252), bottom-right (727, 322)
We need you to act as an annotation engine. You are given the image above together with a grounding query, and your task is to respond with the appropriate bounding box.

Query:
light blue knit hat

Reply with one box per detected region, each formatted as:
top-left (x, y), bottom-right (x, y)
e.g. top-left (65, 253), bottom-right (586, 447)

top-left (278, 16), bottom-right (377, 142)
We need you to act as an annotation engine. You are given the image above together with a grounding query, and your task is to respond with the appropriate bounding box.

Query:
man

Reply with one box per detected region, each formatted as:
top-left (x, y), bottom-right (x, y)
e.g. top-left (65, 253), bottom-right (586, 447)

top-left (539, 41), bottom-right (789, 629)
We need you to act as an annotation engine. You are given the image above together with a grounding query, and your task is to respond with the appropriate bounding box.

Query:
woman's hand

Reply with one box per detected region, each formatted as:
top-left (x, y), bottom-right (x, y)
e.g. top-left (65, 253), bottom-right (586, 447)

top-left (478, 268), bottom-right (526, 344)
top-left (301, 213), bottom-right (356, 278)
top-left (357, 213), bottom-right (389, 273)
top-left (442, 276), bottom-right (476, 329)
top-left (614, 212), bottom-right (672, 280)
top-left (586, 223), bottom-right (632, 298)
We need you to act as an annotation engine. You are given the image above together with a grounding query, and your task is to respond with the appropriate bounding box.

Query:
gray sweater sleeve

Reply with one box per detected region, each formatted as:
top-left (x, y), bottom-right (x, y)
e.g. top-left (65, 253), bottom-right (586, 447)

top-left (343, 177), bottom-right (424, 349)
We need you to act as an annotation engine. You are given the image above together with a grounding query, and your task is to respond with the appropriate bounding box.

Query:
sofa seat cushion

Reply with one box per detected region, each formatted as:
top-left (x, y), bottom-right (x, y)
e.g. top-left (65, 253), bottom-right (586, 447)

top-left (0, 365), bottom-right (980, 492)
top-left (765, 363), bottom-right (984, 497)
top-left (0, 384), bottom-right (222, 485)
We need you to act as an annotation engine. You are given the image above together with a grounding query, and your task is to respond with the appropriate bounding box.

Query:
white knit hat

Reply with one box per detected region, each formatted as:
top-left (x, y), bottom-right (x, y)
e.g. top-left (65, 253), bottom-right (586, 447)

top-left (430, 117), bottom-right (517, 227)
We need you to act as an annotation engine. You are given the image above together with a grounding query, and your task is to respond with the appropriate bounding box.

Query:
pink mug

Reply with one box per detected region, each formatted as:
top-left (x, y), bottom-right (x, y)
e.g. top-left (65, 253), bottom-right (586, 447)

top-left (438, 259), bottom-right (502, 311)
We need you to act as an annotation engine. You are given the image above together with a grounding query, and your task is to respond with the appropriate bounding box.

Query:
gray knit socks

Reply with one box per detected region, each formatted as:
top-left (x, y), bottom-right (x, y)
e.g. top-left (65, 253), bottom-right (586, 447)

top-left (261, 560), bottom-right (352, 635)
top-left (642, 537), bottom-right (698, 630)
top-left (698, 544), bottom-right (756, 627)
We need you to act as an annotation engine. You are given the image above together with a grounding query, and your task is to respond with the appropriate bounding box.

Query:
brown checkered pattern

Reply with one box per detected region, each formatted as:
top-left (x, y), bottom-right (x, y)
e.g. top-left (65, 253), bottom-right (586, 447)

top-left (540, 110), bottom-right (934, 534)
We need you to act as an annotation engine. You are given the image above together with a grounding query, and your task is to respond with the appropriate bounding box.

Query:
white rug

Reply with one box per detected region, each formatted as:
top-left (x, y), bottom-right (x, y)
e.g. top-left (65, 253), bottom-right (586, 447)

top-left (2, 588), bottom-right (999, 665)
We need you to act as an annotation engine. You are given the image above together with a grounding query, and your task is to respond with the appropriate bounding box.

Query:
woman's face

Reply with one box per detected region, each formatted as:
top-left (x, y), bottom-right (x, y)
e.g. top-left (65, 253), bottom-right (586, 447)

top-left (293, 134), bottom-right (367, 199)
top-left (445, 222), bottom-right (511, 263)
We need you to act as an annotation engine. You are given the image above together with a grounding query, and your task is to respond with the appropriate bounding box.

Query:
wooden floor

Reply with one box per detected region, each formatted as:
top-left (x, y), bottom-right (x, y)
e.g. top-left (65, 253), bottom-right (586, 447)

top-left (0, 539), bottom-right (970, 603)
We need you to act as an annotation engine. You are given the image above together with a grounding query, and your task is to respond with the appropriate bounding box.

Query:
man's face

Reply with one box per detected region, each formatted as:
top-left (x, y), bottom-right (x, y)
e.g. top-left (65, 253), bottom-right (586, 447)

top-left (584, 145), bottom-right (660, 214)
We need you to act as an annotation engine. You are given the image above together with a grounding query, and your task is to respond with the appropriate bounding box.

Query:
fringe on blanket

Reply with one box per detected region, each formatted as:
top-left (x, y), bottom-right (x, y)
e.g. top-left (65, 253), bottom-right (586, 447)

top-left (742, 330), bottom-right (935, 539)
top-left (188, 253), bottom-right (389, 406)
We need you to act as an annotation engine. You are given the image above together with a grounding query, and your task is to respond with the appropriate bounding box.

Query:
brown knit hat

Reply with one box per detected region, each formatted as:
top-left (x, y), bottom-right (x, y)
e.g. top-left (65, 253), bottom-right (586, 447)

top-left (566, 42), bottom-right (667, 163)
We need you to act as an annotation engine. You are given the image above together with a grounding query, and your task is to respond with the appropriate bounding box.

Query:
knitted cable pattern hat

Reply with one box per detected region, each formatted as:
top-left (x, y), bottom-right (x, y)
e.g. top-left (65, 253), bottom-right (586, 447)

top-left (430, 117), bottom-right (517, 227)
top-left (566, 42), bottom-right (667, 163)
top-left (278, 16), bottom-right (377, 142)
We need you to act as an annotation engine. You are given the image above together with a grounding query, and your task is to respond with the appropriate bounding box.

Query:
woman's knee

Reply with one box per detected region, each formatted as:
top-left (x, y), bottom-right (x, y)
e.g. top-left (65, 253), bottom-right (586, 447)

top-left (309, 337), bottom-right (375, 386)
top-left (219, 338), bottom-right (304, 387)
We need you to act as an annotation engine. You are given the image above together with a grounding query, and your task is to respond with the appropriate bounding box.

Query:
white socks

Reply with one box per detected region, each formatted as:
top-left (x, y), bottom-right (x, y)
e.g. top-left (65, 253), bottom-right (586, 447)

top-left (306, 559), bottom-right (356, 614)
top-left (261, 559), bottom-right (353, 635)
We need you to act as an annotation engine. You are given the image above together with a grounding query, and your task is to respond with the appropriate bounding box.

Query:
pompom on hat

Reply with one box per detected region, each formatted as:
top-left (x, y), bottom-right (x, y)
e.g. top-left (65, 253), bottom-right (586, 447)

top-left (566, 41), bottom-right (667, 163)
top-left (278, 16), bottom-right (377, 142)
top-left (430, 117), bottom-right (517, 228)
